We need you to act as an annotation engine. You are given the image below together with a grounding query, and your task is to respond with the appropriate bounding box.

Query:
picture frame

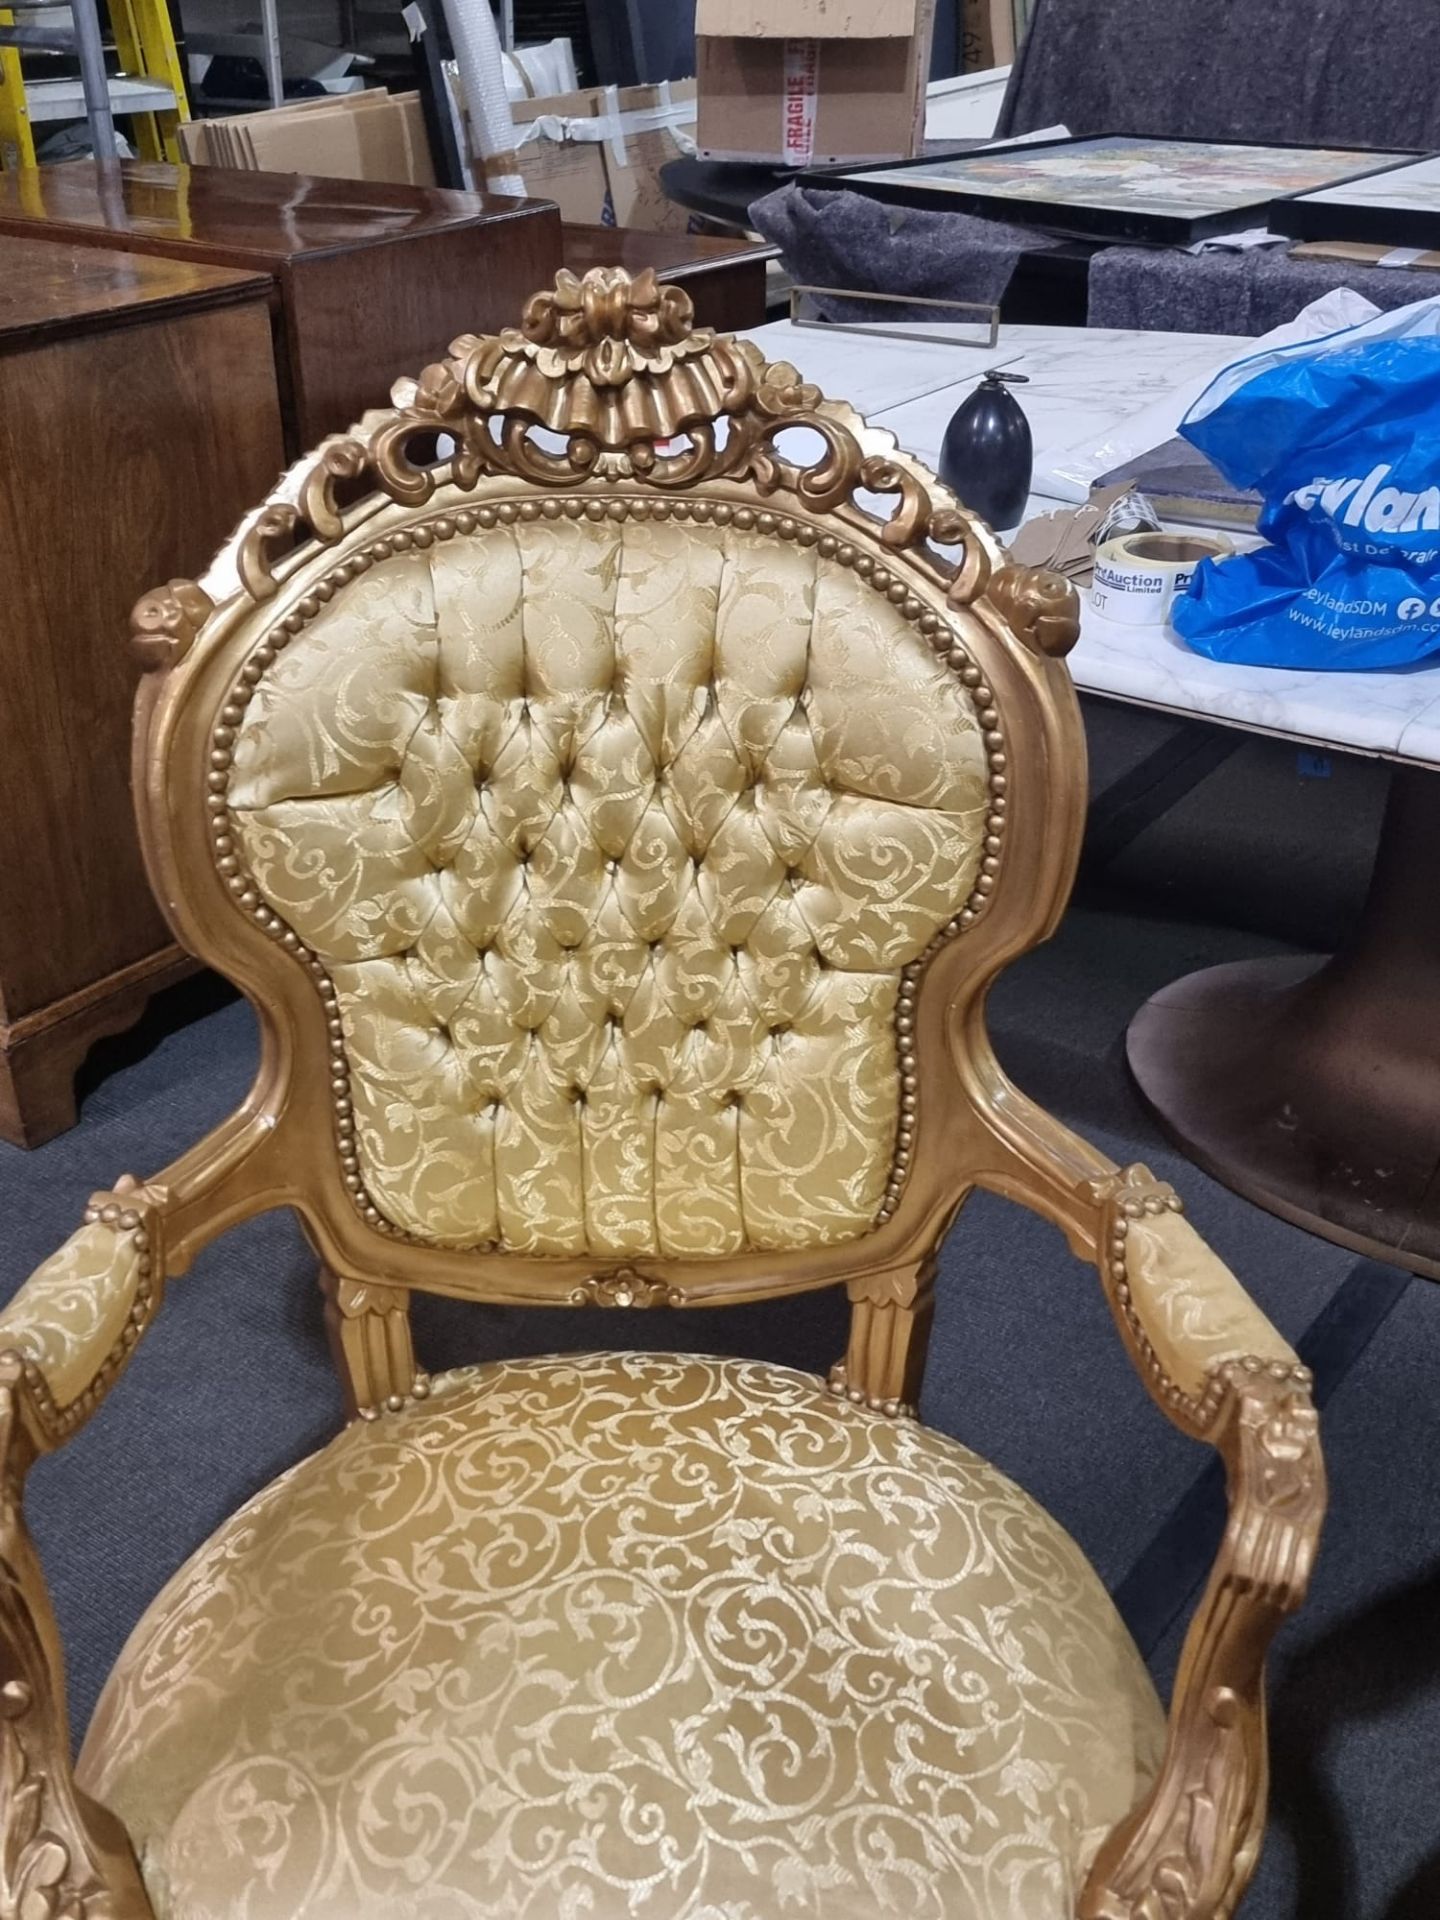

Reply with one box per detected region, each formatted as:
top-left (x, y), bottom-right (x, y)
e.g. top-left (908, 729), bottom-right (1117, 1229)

top-left (1268, 152), bottom-right (1440, 249)
top-left (788, 283), bottom-right (1000, 349)
top-left (799, 133), bottom-right (1415, 247)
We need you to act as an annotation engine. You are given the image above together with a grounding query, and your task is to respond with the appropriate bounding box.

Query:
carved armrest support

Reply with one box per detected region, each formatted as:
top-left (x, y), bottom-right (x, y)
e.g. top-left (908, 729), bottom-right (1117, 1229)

top-left (0, 1181), bottom-right (165, 1454)
top-left (1081, 1357), bottom-right (1323, 1920)
top-left (318, 1269), bottom-right (431, 1423)
top-left (828, 1256), bottom-right (939, 1416)
top-left (1079, 1168), bottom-right (1325, 1920)
top-left (0, 1187), bottom-right (169, 1915)
top-left (0, 1131), bottom-right (283, 1920)
top-left (960, 1066), bottom-right (1325, 1916)
top-left (0, 1363), bottom-right (153, 1917)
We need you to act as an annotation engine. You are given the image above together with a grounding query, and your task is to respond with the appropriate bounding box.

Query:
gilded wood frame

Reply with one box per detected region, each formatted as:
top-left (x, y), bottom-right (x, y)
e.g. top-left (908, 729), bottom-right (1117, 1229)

top-left (0, 269), bottom-right (1323, 1920)
top-left (131, 265), bottom-right (1089, 1415)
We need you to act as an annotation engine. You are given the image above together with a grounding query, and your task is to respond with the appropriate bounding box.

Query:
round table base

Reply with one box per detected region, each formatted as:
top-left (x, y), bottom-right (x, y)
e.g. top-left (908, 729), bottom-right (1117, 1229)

top-left (1126, 768), bottom-right (1440, 1279)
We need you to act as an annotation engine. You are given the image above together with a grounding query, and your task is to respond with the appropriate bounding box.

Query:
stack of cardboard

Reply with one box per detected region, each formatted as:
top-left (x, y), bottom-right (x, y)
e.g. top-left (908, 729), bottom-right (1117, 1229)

top-left (513, 81), bottom-right (699, 232)
top-left (180, 90), bottom-right (435, 188)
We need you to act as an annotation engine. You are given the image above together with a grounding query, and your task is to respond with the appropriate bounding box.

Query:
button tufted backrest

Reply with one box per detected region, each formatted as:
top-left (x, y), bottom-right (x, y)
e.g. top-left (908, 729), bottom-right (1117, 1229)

top-left (225, 507), bottom-right (992, 1256)
top-left (136, 265), bottom-right (1083, 1338)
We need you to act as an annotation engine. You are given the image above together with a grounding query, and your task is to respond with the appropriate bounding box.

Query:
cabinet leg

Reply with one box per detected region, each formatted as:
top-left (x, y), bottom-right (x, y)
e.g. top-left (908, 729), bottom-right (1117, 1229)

top-left (0, 1032), bottom-right (84, 1150)
top-left (0, 952), bottom-right (197, 1150)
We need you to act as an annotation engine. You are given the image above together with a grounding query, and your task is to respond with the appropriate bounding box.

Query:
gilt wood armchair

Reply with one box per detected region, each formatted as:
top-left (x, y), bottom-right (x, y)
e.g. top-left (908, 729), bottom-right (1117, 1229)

top-left (0, 268), bottom-right (1323, 1920)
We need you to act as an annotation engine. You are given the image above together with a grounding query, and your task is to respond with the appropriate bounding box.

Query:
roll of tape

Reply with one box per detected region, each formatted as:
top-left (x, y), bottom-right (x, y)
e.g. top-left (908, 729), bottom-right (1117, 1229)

top-left (1091, 531), bottom-right (1231, 627)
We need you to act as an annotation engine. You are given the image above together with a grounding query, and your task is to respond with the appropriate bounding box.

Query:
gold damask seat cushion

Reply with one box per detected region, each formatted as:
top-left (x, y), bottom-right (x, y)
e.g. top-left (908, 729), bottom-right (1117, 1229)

top-left (78, 1354), bottom-right (1164, 1920)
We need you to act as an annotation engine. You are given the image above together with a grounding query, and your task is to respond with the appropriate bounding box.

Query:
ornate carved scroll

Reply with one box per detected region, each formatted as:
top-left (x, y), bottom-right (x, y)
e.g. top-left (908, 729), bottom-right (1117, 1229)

top-left (204, 266), bottom-right (1027, 619)
top-left (235, 504), bottom-right (304, 605)
top-left (988, 563), bottom-right (1081, 658)
top-left (129, 580), bottom-right (214, 673)
top-left (569, 1268), bottom-right (683, 1309)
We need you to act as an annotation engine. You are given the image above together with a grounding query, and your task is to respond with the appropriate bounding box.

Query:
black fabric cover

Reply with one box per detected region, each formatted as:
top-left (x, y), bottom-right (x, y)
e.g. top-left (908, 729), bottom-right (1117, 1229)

top-left (749, 184), bottom-right (1063, 315)
top-left (996, 0), bottom-right (1440, 151)
top-left (1088, 247), bottom-right (1440, 335)
top-left (753, 1), bottom-right (1440, 342)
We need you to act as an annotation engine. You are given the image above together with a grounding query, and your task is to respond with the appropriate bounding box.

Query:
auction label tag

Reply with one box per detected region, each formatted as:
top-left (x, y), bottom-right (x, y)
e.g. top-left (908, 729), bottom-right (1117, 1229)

top-left (1091, 532), bottom-right (1232, 627)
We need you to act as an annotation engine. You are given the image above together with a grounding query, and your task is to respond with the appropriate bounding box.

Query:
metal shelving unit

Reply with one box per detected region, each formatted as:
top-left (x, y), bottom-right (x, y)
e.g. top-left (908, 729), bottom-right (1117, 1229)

top-left (184, 0), bottom-right (282, 108)
top-left (0, 0), bottom-right (188, 166)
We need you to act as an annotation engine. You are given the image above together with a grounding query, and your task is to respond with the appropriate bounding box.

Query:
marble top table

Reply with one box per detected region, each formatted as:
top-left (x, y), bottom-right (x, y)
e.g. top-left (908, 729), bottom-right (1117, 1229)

top-left (742, 317), bottom-right (1440, 1280)
top-left (742, 319), bottom-right (1440, 767)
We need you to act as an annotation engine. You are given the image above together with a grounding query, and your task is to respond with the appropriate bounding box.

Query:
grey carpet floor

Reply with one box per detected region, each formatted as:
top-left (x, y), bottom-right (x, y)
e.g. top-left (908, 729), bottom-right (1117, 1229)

top-left (3, 697), bottom-right (1437, 1918)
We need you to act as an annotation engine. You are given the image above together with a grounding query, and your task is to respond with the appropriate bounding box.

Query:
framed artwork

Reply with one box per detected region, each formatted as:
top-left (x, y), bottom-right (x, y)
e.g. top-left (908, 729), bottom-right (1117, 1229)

top-left (1269, 153), bottom-right (1440, 249)
top-left (801, 133), bottom-right (1415, 246)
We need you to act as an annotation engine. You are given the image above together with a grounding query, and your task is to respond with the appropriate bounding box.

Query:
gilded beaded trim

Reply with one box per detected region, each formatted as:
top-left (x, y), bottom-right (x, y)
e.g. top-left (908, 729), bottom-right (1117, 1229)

top-left (823, 1363), bottom-right (914, 1421)
top-left (208, 495), bottom-right (1007, 1249)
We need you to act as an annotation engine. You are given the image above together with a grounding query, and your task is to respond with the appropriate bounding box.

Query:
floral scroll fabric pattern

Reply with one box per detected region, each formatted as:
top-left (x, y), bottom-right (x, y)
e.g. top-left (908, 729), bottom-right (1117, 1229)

top-left (0, 1220), bottom-right (143, 1409)
top-left (1123, 1210), bottom-right (1299, 1398)
top-left (80, 1354), bottom-right (1164, 1920)
top-left (224, 517), bottom-right (991, 1256)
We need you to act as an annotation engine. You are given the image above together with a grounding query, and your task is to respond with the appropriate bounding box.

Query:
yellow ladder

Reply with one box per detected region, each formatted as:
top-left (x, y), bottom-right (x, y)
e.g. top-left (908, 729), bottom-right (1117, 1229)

top-left (0, 0), bottom-right (189, 171)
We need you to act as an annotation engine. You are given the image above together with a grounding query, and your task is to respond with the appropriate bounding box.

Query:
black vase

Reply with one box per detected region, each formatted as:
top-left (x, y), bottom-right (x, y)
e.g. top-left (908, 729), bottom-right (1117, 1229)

top-left (937, 370), bottom-right (1033, 532)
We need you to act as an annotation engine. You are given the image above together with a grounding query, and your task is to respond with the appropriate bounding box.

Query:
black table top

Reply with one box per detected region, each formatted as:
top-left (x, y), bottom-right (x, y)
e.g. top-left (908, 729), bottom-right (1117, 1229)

top-left (661, 143), bottom-right (989, 229)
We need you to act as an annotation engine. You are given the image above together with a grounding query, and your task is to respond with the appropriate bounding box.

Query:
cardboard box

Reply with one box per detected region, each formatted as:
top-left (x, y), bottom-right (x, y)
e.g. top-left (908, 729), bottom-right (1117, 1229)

top-left (695, 0), bottom-right (936, 165)
top-left (602, 81), bottom-right (699, 232)
top-left (962, 0), bottom-right (1016, 72)
top-left (511, 89), bottom-right (611, 224)
top-left (1290, 240), bottom-right (1440, 273)
top-left (180, 90), bottom-right (435, 188)
top-left (514, 81), bottom-right (699, 232)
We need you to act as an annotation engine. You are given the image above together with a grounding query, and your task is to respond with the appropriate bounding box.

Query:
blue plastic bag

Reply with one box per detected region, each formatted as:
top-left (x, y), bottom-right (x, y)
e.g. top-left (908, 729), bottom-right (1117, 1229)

top-left (1172, 297), bottom-right (1440, 670)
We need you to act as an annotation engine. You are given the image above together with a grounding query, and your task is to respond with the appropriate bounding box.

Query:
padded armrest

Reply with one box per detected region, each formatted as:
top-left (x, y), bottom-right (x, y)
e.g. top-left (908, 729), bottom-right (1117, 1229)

top-left (1102, 1164), bottom-right (1301, 1422)
top-left (1120, 1202), bottom-right (1296, 1391)
top-left (0, 1193), bottom-right (165, 1919)
top-left (953, 1048), bottom-right (1308, 1430)
top-left (0, 1221), bottom-right (155, 1420)
top-left (0, 1194), bottom-right (162, 1447)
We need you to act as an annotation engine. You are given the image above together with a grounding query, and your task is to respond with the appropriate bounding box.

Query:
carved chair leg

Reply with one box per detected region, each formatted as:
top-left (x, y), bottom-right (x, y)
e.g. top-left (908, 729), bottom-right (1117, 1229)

top-left (318, 1266), bottom-right (430, 1422)
top-left (830, 1261), bottom-right (937, 1415)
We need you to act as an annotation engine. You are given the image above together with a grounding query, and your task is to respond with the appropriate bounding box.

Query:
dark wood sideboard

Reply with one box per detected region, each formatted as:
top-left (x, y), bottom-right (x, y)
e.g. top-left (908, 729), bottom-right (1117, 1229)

top-left (0, 177), bottom-right (767, 1148)
top-left (0, 163), bottom-right (565, 451)
top-left (0, 236), bottom-right (286, 1147)
top-left (0, 168), bottom-right (566, 1148)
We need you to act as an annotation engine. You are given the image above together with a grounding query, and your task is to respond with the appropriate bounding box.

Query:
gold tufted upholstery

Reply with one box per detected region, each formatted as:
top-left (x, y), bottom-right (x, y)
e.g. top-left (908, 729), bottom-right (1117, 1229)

top-left (78, 1354), bottom-right (1165, 1920)
top-left (225, 517), bottom-right (989, 1255)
